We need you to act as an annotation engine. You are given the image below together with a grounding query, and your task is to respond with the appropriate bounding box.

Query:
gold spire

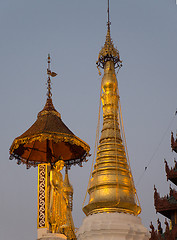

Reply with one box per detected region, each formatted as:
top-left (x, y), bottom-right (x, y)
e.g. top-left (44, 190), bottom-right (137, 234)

top-left (38, 54), bottom-right (60, 118)
top-left (62, 168), bottom-right (76, 240)
top-left (83, 1), bottom-right (140, 216)
top-left (63, 168), bottom-right (74, 211)
top-left (97, 0), bottom-right (122, 70)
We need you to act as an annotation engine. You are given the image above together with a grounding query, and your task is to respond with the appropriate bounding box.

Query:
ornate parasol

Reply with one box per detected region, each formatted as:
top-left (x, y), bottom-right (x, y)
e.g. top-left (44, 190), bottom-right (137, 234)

top-left (9, 55), bottom-right (90, 169)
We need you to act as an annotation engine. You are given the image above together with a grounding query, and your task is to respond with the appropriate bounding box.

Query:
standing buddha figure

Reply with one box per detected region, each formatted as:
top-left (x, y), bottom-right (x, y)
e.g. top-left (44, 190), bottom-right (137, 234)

top-left (48, 160), bottom-right (76, 240)
top-left (49, 160), bottom-right (67, 233)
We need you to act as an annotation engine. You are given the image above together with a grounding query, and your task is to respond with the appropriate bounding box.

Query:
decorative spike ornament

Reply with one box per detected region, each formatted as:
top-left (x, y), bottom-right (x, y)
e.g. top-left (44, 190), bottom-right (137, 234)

top-left (96, 22), bottom-right (122, 69)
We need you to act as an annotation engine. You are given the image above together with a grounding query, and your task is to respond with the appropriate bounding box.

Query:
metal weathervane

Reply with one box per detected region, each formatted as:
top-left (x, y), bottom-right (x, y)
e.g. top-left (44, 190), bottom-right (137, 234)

top-left (47, 54), bottom-right (57, 99)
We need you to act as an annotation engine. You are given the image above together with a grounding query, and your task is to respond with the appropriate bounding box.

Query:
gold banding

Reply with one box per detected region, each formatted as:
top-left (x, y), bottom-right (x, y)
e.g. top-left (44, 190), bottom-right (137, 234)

top-left (83, 59), bottom-right (141, 216)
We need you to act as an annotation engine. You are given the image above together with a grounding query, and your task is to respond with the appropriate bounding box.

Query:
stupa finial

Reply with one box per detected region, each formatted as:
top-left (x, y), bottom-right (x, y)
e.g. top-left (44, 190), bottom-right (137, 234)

top-left (96, 0), bottom-right (122, 70)
top-left (46, 54), bottom-right (57, 99)
top-left (107, 0), bottom-right (111, 30)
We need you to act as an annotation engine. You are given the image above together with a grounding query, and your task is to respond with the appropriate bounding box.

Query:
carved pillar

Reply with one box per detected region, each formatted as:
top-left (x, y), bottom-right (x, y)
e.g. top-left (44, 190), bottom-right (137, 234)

top-left (37, 164), bottom-right (50, 239)
top-left (37, 164), bottom-right (68, 240)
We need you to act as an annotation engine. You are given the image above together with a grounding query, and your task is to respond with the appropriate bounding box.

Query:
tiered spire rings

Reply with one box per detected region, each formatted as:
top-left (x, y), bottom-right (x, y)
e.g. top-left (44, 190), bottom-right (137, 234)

top-left (83, 1), bottom-right (141, 216)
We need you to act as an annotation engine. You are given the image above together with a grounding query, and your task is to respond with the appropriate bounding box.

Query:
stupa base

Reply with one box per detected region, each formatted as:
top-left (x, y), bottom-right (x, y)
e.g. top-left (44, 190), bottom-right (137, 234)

top-left (77, 212), bottom-right (149, 240)
top-left (37, 229), bottom-right (67, 240)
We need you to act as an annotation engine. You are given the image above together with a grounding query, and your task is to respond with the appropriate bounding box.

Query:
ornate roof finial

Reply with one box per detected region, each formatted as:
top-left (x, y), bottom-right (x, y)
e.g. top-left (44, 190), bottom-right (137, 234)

top-left (107, 0), bottom-right (111, 30)
top-left (96, 0), bottom-right (122, 69)
top-left (47, 54), bottom-right (57, 99)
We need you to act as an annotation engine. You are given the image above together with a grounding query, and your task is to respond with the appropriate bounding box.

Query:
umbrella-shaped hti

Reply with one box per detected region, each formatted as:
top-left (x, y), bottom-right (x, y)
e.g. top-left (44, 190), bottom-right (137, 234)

top-left (9, 55), bottom-right (90, 169)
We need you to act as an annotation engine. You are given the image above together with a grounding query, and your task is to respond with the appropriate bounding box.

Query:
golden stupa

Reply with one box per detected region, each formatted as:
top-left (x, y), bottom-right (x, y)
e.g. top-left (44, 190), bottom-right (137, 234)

top-left (83, 15), bottom-right (141, 216)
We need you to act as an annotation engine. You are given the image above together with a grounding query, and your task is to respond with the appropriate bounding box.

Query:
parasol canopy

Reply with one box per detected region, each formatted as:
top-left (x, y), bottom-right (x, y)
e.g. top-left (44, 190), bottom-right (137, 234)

top-left (9, 55), bottom-right (90, 169)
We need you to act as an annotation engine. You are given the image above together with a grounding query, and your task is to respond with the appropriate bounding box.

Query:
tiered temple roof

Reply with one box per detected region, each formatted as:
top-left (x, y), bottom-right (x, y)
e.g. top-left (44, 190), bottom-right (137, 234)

top-left (171, 132), bottom-right (177, 153)
top-left (154, 184), bottom-right (177, 219)
top-left (165, 159), bottom-right (177, 185)
top-left (150, 158), bottom-right (177, 239)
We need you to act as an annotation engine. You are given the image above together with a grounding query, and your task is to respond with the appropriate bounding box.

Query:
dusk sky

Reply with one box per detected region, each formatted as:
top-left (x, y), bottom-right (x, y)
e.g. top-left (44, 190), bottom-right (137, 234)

top-left (1, 0), bottom-right (177, 239)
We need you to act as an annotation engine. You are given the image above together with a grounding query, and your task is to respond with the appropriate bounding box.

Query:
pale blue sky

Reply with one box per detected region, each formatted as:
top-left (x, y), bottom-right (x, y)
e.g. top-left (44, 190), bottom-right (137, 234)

top-left (0, 0), bottom-right (177, 239)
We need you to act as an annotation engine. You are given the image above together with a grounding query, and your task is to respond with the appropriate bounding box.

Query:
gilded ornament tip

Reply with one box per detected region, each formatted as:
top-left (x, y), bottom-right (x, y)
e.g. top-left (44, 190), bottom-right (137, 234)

top-left (96, 0), bottom-right (122, 70)
top-left (96, 27), bottom-right (122, 69)
top-left (46, 54), bottom-right (57, 99)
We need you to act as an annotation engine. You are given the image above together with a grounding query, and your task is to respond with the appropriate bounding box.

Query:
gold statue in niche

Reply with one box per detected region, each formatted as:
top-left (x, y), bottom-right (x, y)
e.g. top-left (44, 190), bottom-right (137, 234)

top-left (48, 160), bottom-right (76, 239)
